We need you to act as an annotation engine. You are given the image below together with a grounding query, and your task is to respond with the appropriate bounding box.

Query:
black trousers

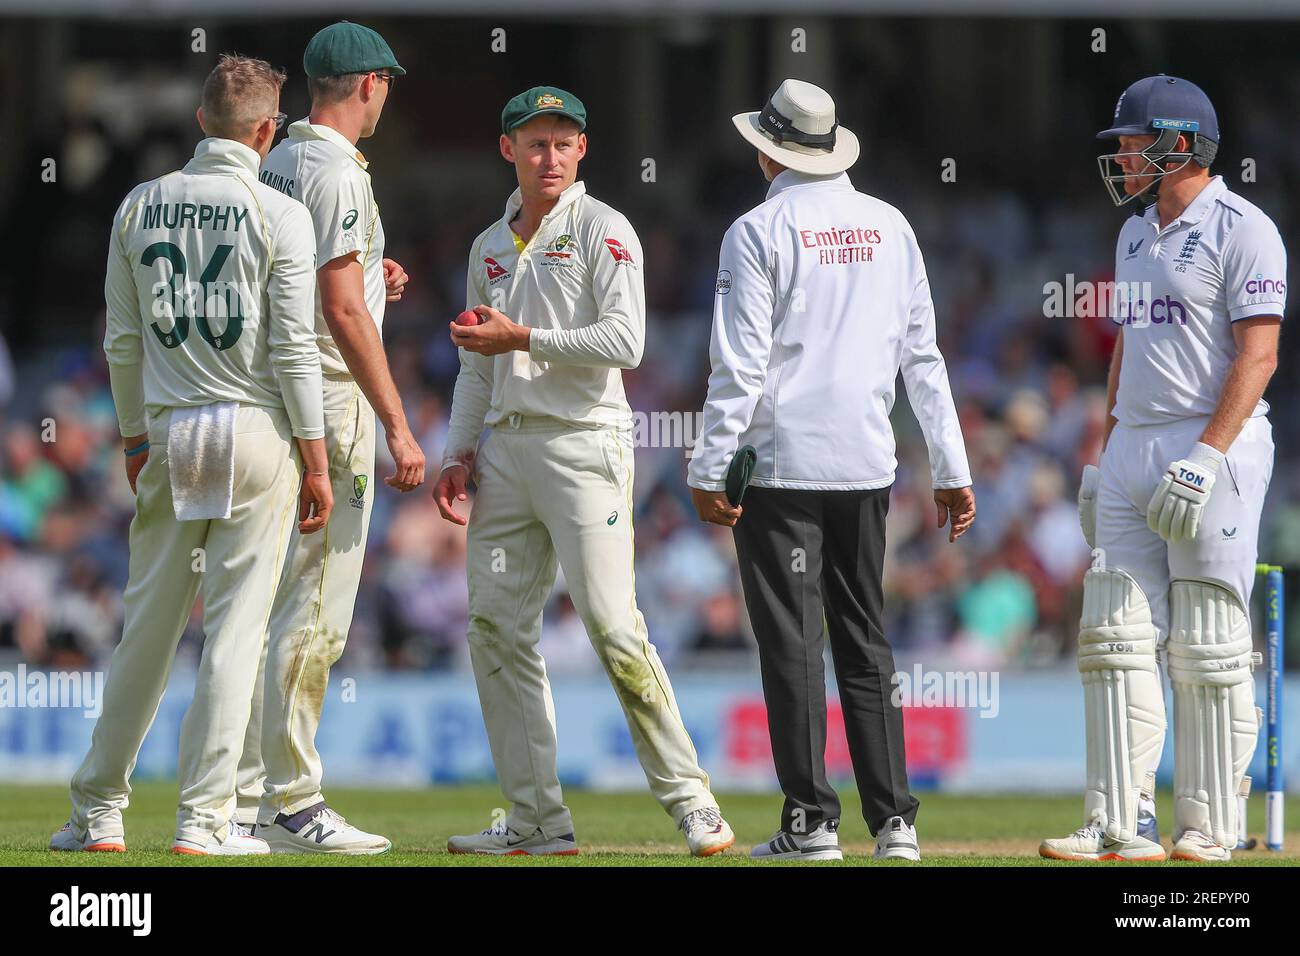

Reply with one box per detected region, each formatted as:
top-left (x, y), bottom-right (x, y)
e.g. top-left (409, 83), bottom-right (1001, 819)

top-left (732, 484), bottom-right (918, 836)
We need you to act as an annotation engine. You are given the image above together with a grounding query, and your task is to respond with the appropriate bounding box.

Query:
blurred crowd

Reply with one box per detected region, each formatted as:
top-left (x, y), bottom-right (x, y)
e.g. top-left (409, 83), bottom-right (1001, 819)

top-left (4, 23), bottom-right (1300, 677)
top-left (6, 177), bottom-right (1298, 678)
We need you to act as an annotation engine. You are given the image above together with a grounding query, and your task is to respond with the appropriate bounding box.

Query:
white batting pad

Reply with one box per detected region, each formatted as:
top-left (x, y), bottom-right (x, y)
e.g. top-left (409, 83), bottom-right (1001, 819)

top-left (1168, 579), bottom-right (1261, 847)
top-left (1078, 564), bottom-right (1165, 844)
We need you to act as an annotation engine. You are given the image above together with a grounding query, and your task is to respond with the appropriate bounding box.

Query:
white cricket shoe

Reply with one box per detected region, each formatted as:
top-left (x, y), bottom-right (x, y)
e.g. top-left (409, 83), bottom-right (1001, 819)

top-left (259, 807), bottom-right (391, 855)
top-left (1039, 822), bottom-right (1166, 862)
top-left (447, 820), bottom-right (579, 856)
top-left (49, 820), bottom-right (125, 853)
top-left (750, 821), bottom-right (843, 861)
top-left (873, 816), bottom-right (921, 861)
top-left (1171, 829), bottom-right (1232, 862)
top-left (680, 807), bottom-right (735, 857)
top-left (172, 822), bottom-right (270, 856)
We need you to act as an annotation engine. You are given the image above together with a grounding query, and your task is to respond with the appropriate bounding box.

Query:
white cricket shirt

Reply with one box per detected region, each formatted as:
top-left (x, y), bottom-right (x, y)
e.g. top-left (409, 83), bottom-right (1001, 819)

top-left (260, 119), bottom-right (387, 378)
top-left (102, 137), bottom-right (323, 439)
top-left (687, 169), bottom-right (970, 492)
top-left (1112, 175), bottom-right (1287, 427)
top-left (442, 180), bottom-right (645, 469)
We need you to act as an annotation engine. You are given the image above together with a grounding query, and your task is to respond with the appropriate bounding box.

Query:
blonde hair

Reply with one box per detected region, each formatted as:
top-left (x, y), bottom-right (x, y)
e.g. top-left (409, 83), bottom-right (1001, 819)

top-left (201, 53), bottom-right (287, 138)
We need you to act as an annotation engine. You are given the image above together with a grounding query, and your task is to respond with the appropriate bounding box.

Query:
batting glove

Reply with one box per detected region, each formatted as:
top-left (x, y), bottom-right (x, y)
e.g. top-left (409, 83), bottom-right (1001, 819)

top-left (1077, 464), bottom-right (1100, 549)
top-left (1146, 442), bottom-right (1223, 543)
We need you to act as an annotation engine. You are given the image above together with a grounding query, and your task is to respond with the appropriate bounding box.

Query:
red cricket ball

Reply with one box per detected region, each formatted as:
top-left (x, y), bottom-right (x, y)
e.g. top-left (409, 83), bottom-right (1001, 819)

top-left (455, 310), bottom-right (480, 327)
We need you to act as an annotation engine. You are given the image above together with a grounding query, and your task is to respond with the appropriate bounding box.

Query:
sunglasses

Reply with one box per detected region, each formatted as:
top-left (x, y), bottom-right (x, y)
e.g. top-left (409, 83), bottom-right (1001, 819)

top-left (268, 112), bottom-right (288, 130)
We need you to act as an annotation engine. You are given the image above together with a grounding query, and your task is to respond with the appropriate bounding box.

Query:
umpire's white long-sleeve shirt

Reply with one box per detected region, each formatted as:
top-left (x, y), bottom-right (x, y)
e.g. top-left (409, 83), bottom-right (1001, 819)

top-left (688, 169), bottom-right (970, 492)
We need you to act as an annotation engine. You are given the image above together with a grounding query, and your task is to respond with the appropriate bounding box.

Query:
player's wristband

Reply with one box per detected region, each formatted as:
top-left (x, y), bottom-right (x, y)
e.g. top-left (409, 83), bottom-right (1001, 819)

top-left (1187, 441), bottom-right (1225, 473)
top-left (123, 441), bottom-right (150, 457)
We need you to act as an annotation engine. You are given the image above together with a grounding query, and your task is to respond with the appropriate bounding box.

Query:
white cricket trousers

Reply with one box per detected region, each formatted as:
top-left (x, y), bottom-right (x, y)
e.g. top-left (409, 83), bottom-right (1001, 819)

top-left (466, 415), bottom-right (717, 838)
top-left (1097, 414), bottom-right (1274, 636)
top-left (241, 375), bottom-right (376, 823)
top-left (1097, 414), bottom-right (1274, 782)
top-left (69, 404), bottom-right (300, 846)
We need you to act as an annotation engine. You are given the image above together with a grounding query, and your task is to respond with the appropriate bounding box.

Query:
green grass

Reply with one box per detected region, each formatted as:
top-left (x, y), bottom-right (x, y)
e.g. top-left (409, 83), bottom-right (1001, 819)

top-left (2, 782), bottom-right (1296, 866)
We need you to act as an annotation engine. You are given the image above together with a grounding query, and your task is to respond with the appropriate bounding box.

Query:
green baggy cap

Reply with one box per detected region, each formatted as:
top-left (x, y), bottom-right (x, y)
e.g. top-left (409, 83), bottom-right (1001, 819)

top-left (501, 86), bottom-right (586, 134)
top-left (304, 21), bottom-right (406, 79)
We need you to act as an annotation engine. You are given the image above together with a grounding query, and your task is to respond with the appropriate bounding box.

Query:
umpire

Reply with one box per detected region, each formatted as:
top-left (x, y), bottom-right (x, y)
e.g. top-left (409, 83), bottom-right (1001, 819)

top-left (688, 79), bottom-right (976, 862)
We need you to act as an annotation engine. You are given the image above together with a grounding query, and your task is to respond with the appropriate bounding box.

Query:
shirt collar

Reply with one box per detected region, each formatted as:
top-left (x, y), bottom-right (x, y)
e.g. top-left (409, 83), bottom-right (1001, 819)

top-left (1144, 175), bottom-right (1225, 229)
top-left (183, 137), bottom-right (262, 177)
top-left (286, 118), bottom-right (369, 169)
top-left (502, 179), bottom-right (587, 229)
top-left (1174, 175), bottom-right (1225, 226)
top-left (766, 168), bottom-right (851, 200)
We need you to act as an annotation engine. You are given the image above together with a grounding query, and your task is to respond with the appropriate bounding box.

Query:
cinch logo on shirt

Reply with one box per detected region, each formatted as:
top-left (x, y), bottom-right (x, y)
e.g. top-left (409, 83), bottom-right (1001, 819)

top-left (1116, 293), bottom-right (1190, 326)
top-left (484, 257), bottom-right (509, 283)
top-left (1245, 275), bottom-right (1286, 295)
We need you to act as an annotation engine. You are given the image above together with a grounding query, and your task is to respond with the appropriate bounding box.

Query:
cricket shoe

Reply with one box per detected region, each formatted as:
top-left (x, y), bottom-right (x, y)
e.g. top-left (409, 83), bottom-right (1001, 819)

top-left (259, 804), bottom-right (391, 855)
top-left (232, 808), bottom-right (259, 829)
top-left (447, 820), bottom-right (579, 856)
top-left (750, 821), bottom-right (843, 861)
top-left (1171, 829), bottom-right (1231, 862)
top-left (873, 816), bottom-right (921, 861)
top-left (172, 822), bottom-right (270, 856)
top-left (49, 821), bottom-right (125, 853)
top-left (680, 807), bottom-right (735, 857)
top-left (1039, 823), bottom-right (1166, 862)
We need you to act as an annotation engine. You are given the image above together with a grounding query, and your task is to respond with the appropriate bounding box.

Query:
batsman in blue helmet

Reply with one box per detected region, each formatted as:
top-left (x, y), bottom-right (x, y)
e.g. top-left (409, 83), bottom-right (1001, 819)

top-left (1042, 76), bottom-right (1286, 863)
top-left (1096, 74), bottom-right (1219, 208)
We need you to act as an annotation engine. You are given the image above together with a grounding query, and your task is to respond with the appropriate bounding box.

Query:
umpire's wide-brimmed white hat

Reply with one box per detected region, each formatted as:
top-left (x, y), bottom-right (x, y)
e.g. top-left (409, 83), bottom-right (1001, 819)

top-left (733, 79), bottom-right (859, 175)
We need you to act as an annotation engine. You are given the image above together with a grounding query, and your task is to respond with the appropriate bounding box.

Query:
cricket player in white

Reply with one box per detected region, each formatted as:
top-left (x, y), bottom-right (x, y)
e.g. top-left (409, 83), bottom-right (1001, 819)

top-left (1042, 76), bottom-right (1284, 862)
top-left (434, 86), bottom-right (734, 856)
top-left (52, 55), bottom-right (332, 856)
top-left (237, 22), bottom-right (422, 855)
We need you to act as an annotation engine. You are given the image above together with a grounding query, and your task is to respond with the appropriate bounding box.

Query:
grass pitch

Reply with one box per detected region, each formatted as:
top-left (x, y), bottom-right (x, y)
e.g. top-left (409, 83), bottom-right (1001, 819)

top-left (2, 782), bottom-right (1296, 866)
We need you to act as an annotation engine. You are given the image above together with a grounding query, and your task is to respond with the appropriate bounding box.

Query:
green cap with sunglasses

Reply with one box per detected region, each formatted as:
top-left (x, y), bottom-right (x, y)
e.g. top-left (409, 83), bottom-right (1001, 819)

top-left (304, 21), bottom-right (406, 79)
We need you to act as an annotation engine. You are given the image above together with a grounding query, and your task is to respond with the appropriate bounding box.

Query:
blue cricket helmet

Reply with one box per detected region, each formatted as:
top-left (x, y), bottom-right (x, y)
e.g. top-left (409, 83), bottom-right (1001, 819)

top-left (1096, 75), bottom-right (1219, 208)
top-left (1098, 74), bottom-right (1219, 143)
